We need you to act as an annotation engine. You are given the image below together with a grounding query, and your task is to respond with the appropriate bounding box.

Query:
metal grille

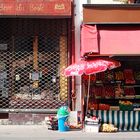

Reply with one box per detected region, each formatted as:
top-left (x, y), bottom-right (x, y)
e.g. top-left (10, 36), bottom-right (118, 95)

top-left (0, 18), bottom-right (68, 110)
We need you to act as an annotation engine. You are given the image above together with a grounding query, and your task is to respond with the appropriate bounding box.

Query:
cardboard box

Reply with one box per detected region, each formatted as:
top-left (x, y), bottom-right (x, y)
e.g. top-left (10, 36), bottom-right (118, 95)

top-left (84, 124), bottom-right (100, 133)
top-left (68, 111), bottom-right (81, 126)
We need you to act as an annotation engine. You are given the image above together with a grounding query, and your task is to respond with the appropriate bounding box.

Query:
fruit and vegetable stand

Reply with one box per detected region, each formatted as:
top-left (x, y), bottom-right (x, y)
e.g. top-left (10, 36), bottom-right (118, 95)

top-left (89, 110), bottom-right (140, 131)
top-left (83, 57), bottom-right (140, 132)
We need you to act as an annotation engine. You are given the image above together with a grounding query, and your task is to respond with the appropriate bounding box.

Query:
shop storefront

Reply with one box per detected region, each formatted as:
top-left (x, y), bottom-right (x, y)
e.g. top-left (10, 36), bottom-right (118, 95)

top-left (81, 4), bottom-right (140, 131)
top-left (0, 0), bottom-right (72, 124)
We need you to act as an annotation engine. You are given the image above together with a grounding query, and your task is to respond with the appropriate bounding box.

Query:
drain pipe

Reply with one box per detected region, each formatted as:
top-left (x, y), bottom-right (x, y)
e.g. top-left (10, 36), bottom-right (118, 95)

top-left (71, 0), bottom-right (76, 111)
top-left (73, 0), bottom-right (87, 122)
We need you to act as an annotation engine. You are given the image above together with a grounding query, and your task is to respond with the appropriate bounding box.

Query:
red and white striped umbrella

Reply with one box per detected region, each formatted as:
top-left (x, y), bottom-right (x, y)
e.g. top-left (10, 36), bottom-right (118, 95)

top-left (63, 58), bottom-right (121, 76)
top-left (62, 58), bottom-right (121, 115)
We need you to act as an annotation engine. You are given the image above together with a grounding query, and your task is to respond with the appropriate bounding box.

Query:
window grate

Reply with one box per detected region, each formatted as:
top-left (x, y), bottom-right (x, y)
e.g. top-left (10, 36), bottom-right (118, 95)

top-left (0, 18), bottom-right (68, 110)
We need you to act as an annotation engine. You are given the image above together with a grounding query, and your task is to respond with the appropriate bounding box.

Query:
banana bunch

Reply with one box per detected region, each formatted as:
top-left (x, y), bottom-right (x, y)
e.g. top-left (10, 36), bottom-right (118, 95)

top-left (100, 123), bottom-right (118, 132)
top-left (119, 100), bottom-right (133, 105)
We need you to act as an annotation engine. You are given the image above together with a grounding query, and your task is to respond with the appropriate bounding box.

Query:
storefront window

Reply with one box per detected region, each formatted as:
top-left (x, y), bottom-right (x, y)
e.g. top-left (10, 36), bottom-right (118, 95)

top-left (0, 18), bottom-right (69, 110)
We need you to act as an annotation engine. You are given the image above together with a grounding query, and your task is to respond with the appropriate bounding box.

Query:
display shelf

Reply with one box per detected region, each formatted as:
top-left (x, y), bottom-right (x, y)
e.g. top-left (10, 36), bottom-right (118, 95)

top-left (135, 95), bottom-right (140, 99)
top-left (95, 83), bottom-right (140, 87)
top-left (123, 84), bottom-right (140, 87)
top-left (95, 80), bottom-right (122, 84)
top-left (89, 65), bottom-right (140, 110)
top-left (95, 96), bottom-right (140, 100)
top-left (95, 97), bottom-right (136, 100)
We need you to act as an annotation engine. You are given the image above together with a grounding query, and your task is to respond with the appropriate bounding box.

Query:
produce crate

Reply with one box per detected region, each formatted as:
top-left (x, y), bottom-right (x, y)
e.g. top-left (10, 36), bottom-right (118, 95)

top-left (45, 116), bottom-right (58, 130)
top-left (85, 121), bottom-right (99, 125)
top-left (119, 104), bottom-right (133, 111)
top-left (84, 124), bottom-right (100, 133)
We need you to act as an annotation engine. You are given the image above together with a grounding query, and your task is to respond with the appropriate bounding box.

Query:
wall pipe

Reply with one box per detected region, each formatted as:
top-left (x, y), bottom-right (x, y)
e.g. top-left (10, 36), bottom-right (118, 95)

top-left (71, 0), bottom-right (76, 111)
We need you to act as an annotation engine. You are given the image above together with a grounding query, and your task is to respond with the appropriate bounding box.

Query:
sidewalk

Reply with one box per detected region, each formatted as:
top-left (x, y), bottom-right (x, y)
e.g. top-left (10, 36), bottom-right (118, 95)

top-left (0, 125), bottom-right (139, 140)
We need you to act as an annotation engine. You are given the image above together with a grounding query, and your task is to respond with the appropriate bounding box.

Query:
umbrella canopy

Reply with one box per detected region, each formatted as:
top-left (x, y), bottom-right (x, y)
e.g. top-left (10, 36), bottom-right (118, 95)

top-left (63, 58), bottom-right (121, 76)
top-left (62, 58), bottom-right (121, 115)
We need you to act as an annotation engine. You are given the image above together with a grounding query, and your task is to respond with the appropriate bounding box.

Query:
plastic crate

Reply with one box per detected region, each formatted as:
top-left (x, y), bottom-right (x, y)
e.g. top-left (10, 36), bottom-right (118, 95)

top-left (119, 104), bottom-right (133, 111)
top-left (84, 124), bottom-right (100, 133)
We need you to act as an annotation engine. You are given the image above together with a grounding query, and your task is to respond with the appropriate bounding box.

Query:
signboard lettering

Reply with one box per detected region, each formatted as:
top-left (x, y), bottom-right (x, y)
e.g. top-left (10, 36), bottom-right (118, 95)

top-left (0, 0), bottom-right (71, 16)
top-left (55, 4), bottom-right (65, 10)
top-left (16, 4), bottom-right (25, 11)
top-left (30, 4), bottom-right (44, 12)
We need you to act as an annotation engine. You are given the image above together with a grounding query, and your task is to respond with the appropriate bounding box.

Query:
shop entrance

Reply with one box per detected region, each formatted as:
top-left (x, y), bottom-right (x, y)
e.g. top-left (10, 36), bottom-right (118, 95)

top-left (0, 18), bottom-right (68, 111)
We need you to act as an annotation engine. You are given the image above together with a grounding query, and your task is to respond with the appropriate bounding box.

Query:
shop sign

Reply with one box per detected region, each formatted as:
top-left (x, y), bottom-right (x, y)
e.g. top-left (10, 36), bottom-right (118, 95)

top-left (0, 0), bottom-right (71, 16)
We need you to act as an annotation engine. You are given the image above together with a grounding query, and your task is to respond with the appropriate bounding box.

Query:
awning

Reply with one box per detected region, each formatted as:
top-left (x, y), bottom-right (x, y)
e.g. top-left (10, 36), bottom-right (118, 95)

top-left (81, 24), bottom-right (99, 57)
top-left (81, 24), bottom-right (140, 56)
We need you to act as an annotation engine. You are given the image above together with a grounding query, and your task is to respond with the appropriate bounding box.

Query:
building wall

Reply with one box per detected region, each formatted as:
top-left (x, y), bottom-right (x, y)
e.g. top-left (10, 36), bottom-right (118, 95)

top-left (74, 0), bottom-right (87, 111)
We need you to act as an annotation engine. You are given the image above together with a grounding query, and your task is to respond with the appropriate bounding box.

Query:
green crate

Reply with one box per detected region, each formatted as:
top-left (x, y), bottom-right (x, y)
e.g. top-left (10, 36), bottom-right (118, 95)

top-left (119, 104), bottom-right (133, 111)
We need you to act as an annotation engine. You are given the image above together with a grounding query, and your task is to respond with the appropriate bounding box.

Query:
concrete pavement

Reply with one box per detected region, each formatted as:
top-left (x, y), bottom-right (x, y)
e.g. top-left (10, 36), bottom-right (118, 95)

top-left (0, 125), bottom-right (139, 140)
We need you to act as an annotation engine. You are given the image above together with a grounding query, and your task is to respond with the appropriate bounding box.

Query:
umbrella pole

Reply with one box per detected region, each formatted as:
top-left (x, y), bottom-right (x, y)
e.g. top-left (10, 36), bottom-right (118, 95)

top-left (86, 74), bottom-right (91, 116)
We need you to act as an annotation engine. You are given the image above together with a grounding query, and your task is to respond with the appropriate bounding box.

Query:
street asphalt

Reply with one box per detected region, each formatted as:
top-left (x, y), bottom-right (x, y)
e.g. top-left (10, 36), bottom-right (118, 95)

top-left (0, 125), bottom-right (139, 140)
